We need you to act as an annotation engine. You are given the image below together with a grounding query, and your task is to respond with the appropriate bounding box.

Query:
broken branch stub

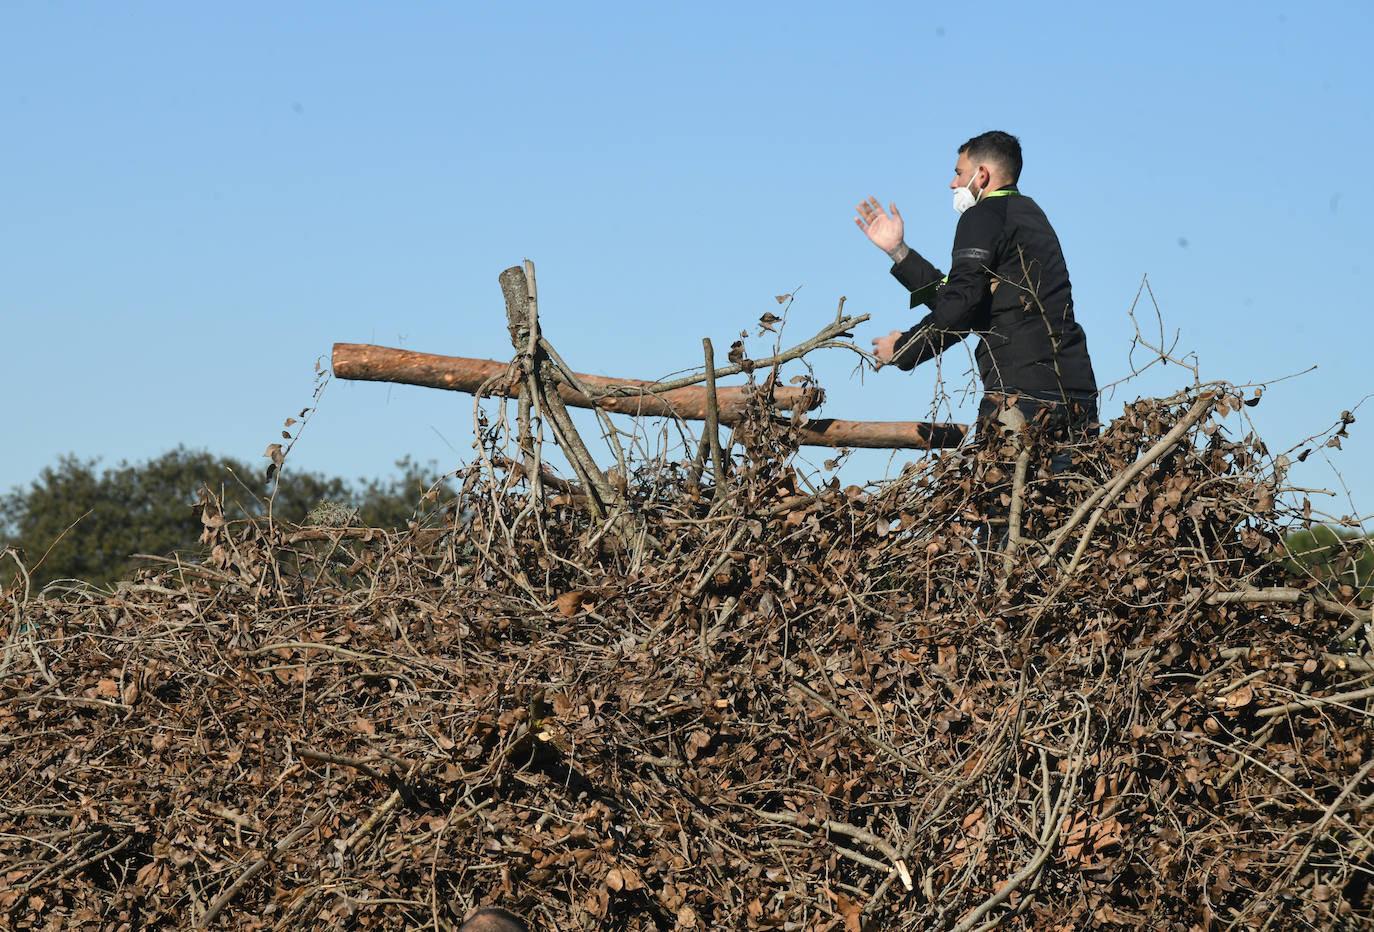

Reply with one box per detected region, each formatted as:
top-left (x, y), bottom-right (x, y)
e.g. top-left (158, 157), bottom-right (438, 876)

top-left (498, 263), bottom-right (617, 516)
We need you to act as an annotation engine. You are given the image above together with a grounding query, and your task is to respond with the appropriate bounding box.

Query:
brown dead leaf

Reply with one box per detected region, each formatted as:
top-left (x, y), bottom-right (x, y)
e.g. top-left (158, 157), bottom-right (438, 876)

top-left (934, 645), bottom-right (958, 678)
top-left (555, 591), bottom-right (590, 617)
top-left (836, 892), bottom-right (862, 932)
top-left (1225, 684), bottom-right (1253, 709)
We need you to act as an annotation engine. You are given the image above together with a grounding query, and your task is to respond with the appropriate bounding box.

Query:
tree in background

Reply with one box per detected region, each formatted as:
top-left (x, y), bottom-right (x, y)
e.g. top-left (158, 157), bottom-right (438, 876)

top-left (1279, 524), bottom-right (1374, 601)
top-left (0, 447), bottom-right (454, 590)
top-left (350, 456), bottom-right (452, 530)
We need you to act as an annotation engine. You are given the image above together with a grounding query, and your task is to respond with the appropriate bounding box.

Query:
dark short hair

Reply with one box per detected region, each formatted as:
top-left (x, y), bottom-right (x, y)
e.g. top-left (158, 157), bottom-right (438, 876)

top-left (959, 131), bottom-right (1023, 183)
top-left (459, 907), bottom-right (529, 932)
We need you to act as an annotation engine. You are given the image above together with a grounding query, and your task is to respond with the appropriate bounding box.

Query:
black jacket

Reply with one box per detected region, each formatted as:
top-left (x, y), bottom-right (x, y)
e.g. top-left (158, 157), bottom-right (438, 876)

top-left (888, 187), bottom-right (1096, 400)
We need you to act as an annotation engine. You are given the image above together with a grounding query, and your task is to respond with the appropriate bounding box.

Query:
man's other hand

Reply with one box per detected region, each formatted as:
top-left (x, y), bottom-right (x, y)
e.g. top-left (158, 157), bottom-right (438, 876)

top-left (871, 330), bottom-right (902, 369)
top-left (855, 197), bottom-right (905, 255)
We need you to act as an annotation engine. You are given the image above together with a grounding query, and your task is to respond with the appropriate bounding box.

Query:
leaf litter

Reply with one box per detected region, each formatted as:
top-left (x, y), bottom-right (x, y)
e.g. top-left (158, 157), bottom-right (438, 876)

top-left (2, 371), bottom-right (1372, 931)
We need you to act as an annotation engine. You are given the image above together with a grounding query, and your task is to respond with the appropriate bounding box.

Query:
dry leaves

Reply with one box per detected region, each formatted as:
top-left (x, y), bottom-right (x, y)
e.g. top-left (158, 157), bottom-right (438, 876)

top-left (0, 383), bottom-right (1370, 930)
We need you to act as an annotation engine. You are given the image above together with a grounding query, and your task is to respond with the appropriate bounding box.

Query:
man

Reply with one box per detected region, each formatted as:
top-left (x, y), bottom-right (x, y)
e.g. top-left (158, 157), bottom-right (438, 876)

top-left (855, 131), bottom-right (1098, 455)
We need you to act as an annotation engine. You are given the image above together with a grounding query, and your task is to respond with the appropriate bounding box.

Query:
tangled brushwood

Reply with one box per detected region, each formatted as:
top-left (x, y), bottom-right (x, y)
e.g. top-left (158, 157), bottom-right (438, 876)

top-left (3, 273), bottom-right (1373, 931)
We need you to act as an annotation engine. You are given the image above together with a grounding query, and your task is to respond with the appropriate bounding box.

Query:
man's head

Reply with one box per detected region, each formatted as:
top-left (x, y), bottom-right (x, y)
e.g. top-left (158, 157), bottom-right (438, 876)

top-left (951, 131), bottom-right (1023, 199)
top-left (458, 907), bottom-right (529, 932)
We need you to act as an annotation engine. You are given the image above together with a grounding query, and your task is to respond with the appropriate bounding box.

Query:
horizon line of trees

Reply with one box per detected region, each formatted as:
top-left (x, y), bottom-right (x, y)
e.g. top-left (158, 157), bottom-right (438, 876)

top-left (0, 446), bottom-right (456, 590)
top-left (2, 446), bottom-right (1371, 599)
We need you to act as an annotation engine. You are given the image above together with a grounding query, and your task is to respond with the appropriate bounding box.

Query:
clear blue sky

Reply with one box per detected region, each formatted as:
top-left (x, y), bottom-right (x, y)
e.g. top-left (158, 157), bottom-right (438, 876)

top-left (4, 1), bottom-right (1371, 525)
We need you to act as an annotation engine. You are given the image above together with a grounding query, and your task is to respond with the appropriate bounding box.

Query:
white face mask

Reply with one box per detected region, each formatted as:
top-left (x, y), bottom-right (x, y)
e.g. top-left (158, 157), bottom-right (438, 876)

top-left (952, 169), bottom-right (982, 214)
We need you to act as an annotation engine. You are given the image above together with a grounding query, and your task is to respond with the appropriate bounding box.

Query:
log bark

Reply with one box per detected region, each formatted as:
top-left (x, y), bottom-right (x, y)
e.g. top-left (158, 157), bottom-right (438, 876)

top-left (333, 343), bottom-right (814, 420)
top-left (791, 419), bottom-right (965, 450)
top-left (332, 343), bottom-right (967, 450)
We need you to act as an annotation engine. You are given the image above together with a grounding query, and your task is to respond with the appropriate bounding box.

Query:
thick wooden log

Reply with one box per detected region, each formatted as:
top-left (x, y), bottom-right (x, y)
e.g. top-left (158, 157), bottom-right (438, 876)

top-left (793, 418), bottom-right (966, 450)
top-left (331, 343), bottom-right (967, 450)
top-left (332, 343), bottom-right (818, 421)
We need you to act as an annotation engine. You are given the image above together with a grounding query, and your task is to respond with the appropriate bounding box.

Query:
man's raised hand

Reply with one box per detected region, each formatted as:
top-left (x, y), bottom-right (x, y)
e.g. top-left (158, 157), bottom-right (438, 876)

top-left (855, 197), bottom-right (904, 254)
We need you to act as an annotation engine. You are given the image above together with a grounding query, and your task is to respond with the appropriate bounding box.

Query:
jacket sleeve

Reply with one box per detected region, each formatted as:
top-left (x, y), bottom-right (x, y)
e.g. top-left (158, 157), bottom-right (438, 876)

top-left (889, 206), bottom-right (1001, 371)
top-left (889, 249), bottom-right (944, 303)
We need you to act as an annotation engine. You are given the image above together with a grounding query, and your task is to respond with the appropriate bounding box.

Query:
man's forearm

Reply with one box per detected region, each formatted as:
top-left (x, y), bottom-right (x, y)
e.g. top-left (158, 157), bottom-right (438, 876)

top-left (891, 319), bottom-right (967, 372)
top-left (886, 242), bottom-right (911, 263)
top-left (889, 319), bottom-right (931, 371)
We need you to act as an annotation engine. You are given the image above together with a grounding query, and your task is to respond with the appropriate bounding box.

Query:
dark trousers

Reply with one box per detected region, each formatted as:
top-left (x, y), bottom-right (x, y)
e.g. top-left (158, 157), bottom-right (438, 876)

top-left (973, 392), bottom-right (1099, 552)
top-left (975, 392), bottom-right (1099, 471)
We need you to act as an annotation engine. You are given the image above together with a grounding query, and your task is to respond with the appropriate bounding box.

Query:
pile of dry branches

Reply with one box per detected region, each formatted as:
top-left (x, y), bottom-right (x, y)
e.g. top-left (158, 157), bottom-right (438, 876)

top-left (3, 268), bottom-right (1372, 931)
